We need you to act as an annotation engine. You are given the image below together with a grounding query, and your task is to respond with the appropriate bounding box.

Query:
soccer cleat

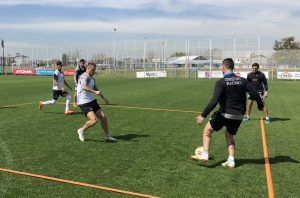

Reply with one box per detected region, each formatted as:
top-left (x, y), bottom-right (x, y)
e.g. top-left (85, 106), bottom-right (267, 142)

top-left (191, 147), bottom-right (208, 162)
top-left (77, 128), bottom-right (85, 142)
top-left (105, 134), bottom-right (117, 142)
top-left (191, 154), bottom-right (209, 162)
top-left (64, 110), bottom-right (74, 115)
top-left (265, 117), bottom-right (270, 124)
top-left (222, 160), bottom-right (235, 168)
top-left (194, 146), bottom-right (204, 156)
top-left (243, 115), bottom-right (250, 121)
top-left (72, 103), bottom-right (78, 108)
top-left (39, 101), bottom-right (43, 111)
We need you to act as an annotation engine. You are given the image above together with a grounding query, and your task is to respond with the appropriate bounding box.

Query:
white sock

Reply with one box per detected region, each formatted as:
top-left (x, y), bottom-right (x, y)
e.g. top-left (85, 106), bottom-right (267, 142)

top-left (65, 94), bottom-right (71, 111)
top-left (202, 151), bottom-right (209, 159)
top-left (266, 116), bottom-right (270, 120)
top-left (43, 99), bottom-right (56, 106)
top-left (228, 156), bottom-right (235, 162)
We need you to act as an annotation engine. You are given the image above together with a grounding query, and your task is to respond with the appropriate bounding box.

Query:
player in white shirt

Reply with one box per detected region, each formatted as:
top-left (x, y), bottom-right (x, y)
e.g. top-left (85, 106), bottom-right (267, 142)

top-left (76, 62), bottom-right (117, 142)
top-left (39, 61), bottom-right (73, 115)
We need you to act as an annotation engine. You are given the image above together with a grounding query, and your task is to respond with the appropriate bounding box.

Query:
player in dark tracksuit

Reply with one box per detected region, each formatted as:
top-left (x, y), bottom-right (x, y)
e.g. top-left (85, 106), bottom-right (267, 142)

top-left (73, 59), bottom-right (86, 107)
top-left (191, 58), bottom-right (264, 168)
top-left (244, 63), bottom-right (270, 124)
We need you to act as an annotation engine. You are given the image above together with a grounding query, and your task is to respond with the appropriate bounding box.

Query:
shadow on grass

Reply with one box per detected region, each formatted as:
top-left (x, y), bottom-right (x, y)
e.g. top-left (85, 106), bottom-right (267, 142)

top-left (268, 117), bottom-right (290, 122)
top-left (245, 117), bottom-right (290, 122)
top-left (0, 106), bottom-right (18, 109)
top-left (85, 133), bottom-right (151, 143)
top-left (202, 155), bottom-right (299, 168)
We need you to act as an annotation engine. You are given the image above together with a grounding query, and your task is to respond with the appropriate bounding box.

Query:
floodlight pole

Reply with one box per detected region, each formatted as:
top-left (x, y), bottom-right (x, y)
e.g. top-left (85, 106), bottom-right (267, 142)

top-left (113, 27), bottom-right (117, 74)
top-left (143, 37), bottom-right (147, 77)
top-left (1, 39), bottom-right (4, 74)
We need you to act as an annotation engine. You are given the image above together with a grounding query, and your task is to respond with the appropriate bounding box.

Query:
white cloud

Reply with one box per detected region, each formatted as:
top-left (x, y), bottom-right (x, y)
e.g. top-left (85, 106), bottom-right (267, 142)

top-left (1, 15), bottom-right (299, 38)
top-left (1, 0), bottom-right (300, 40)
top-left (1, 0), bottom-right (300, 12)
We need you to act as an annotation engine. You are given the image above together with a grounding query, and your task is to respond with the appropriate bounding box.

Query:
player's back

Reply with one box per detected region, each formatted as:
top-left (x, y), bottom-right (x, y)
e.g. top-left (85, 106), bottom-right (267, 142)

top-left (219, 73), bottom-right (247, 117)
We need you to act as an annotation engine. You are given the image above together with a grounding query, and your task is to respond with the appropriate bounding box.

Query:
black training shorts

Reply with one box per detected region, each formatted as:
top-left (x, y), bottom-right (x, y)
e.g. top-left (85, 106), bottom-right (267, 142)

top-left (52, 90), bottom-right (68, 100)
top-left (79, 99), bottom-right (101, 117)
top-left (248, 91), bottom-right (264, 101)
top-left (209, 111), bottom-right (242, 135)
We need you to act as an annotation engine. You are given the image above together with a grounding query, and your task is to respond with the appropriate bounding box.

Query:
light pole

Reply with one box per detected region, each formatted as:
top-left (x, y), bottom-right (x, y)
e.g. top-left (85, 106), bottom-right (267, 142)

top-left (1, 39), bottom-right (4, 74)
top-left (113, 27), bottom-right (117, 74)
top-left (143, 37), bottom-right (147, 76)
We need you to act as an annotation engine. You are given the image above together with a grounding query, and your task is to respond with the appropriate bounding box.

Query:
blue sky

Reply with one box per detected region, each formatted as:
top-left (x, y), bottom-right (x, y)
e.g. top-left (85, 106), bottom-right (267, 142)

top-left (0, 0), bottom-right (299, 56)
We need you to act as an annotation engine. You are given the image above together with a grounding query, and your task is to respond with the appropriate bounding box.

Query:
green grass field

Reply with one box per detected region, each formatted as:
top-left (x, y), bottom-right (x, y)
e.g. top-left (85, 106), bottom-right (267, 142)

top-left (0, 75), bottom-right (299, 197)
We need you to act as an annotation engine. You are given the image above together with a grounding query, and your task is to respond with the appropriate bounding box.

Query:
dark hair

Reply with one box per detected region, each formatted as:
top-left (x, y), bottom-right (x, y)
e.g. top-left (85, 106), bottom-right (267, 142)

top-left (252, 63), bottom-right (259, 69)
top-left (80, 59), bottom-right (85, 63)
top-left (222, 58), bottom-right (234, 70)
top-left (87, 62), bottom-right (96, 68)
top-left (56, 61), bottom-right (62, 66)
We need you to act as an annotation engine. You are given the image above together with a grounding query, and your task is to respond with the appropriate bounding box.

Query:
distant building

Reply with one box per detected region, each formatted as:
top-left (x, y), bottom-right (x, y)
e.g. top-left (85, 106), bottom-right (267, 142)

top-left (13, 53), bottom-right (30, 66)
top-left (166, 55), bottom-right (220, 68)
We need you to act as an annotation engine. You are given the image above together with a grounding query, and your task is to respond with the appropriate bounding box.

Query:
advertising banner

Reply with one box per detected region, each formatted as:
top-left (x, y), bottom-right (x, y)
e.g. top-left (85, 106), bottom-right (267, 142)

top-left (35, 69), bottom-right (55, 76)
top-left (198, 71), bottom-right (269, 79)
top-left (13, 68), bottom-right (35, 76)
top-left (136, 71), bottom-right (167, 78)
top-left (63, 70), bottom-right (75, 76)
top-left (277, 72), bottom-right (300, 80)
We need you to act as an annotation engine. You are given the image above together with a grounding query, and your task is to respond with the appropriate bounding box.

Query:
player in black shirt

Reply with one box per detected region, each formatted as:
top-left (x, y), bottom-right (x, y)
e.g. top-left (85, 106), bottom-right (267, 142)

top-left (73, 59), bottom-right (86, 108)
top-left (244, 63), bottom-right (270, 124)
top-left (191, 58), bottom-right (264, 168)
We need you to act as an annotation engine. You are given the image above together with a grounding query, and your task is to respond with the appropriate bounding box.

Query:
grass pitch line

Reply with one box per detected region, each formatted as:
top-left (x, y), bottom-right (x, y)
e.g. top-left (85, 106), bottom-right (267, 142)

top-left (103, 104), bottom-right (199, 113)
top-left (0, 168), bottom-right (159, 198)
top-left (0, 102), bottom-right (36, 109)
top-left (55, 102), bottom-right (199, 114)
top-left (1, 101), bottom-right (199, 114)
top-left (260, 117), bottom-right (275, 198)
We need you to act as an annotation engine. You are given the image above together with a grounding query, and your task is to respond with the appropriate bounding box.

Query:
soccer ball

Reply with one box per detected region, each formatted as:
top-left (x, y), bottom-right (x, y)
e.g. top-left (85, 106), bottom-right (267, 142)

top-left (194, 146), bottom-right (203, 156)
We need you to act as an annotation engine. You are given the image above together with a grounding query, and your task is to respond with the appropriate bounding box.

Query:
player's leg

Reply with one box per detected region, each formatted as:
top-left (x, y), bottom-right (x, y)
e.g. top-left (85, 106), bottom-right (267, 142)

top-left (77, 111), bottom-right (98, 141)
top-left (39, 90), bottom-right (58, 110)
top-left (244, 100), bottom-right (254, 120)
top-left (73, 87), bottom-right (78, 108)
top-left (191, 122), bottom-right (214, 162)
top-left (62, 92), bottom-right (73, 115)
top-left (95, 109), bottom-right (117, 142)
top-left (264, 101), bottom-right (270, 124)
top-left (202, 122), bottom-right (214, 159)
top-left (222, 119), bottom-right (241, 168)
top-left (222, 130), bottom-right (236, 168)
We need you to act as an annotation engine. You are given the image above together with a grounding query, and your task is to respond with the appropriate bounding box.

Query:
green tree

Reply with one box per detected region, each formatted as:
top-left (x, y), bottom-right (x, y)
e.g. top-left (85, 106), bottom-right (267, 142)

top-left (273, 36), bottom-right (300, 65)
top-left (170, 51), bottom-right (186, 58)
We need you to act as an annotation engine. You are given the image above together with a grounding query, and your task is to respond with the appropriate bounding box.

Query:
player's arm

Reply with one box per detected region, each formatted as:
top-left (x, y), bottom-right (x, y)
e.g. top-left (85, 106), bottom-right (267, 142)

top-left (197, 80), bottom-right (224, 124)
top-left (93, 83), bottom-right (110, 105)
top-left (247, 81), bottom-right (264, 111)
top-left (262, 74), bottom-right (268, 97)
top-left (247, 73), bottom-right (252, 82)
top-left (74, 67), bottom-right (80, 87)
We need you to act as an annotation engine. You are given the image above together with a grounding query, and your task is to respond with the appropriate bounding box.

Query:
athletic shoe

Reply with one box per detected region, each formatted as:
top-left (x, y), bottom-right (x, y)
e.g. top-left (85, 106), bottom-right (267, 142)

top-left (222, 160), bottom-right (235, 168)
top-left (191, 146), bottom-right (209, 162)
top-left (191, 153), bottom-right (209, 162)
top-left (243, 115), bottom-right (250, 121)
top-left (39, 101), bottom-right (43, 111)
top-left (64, 110), bottom-right (74, 115)
top-left (73, 103), bottom-right (78, 108)
top-left (265, 117), bottom-right (270, 124)
top-left (77, 128), bottom-right (85, 142)
top-left (105, 134), bottom-right (117, 142)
